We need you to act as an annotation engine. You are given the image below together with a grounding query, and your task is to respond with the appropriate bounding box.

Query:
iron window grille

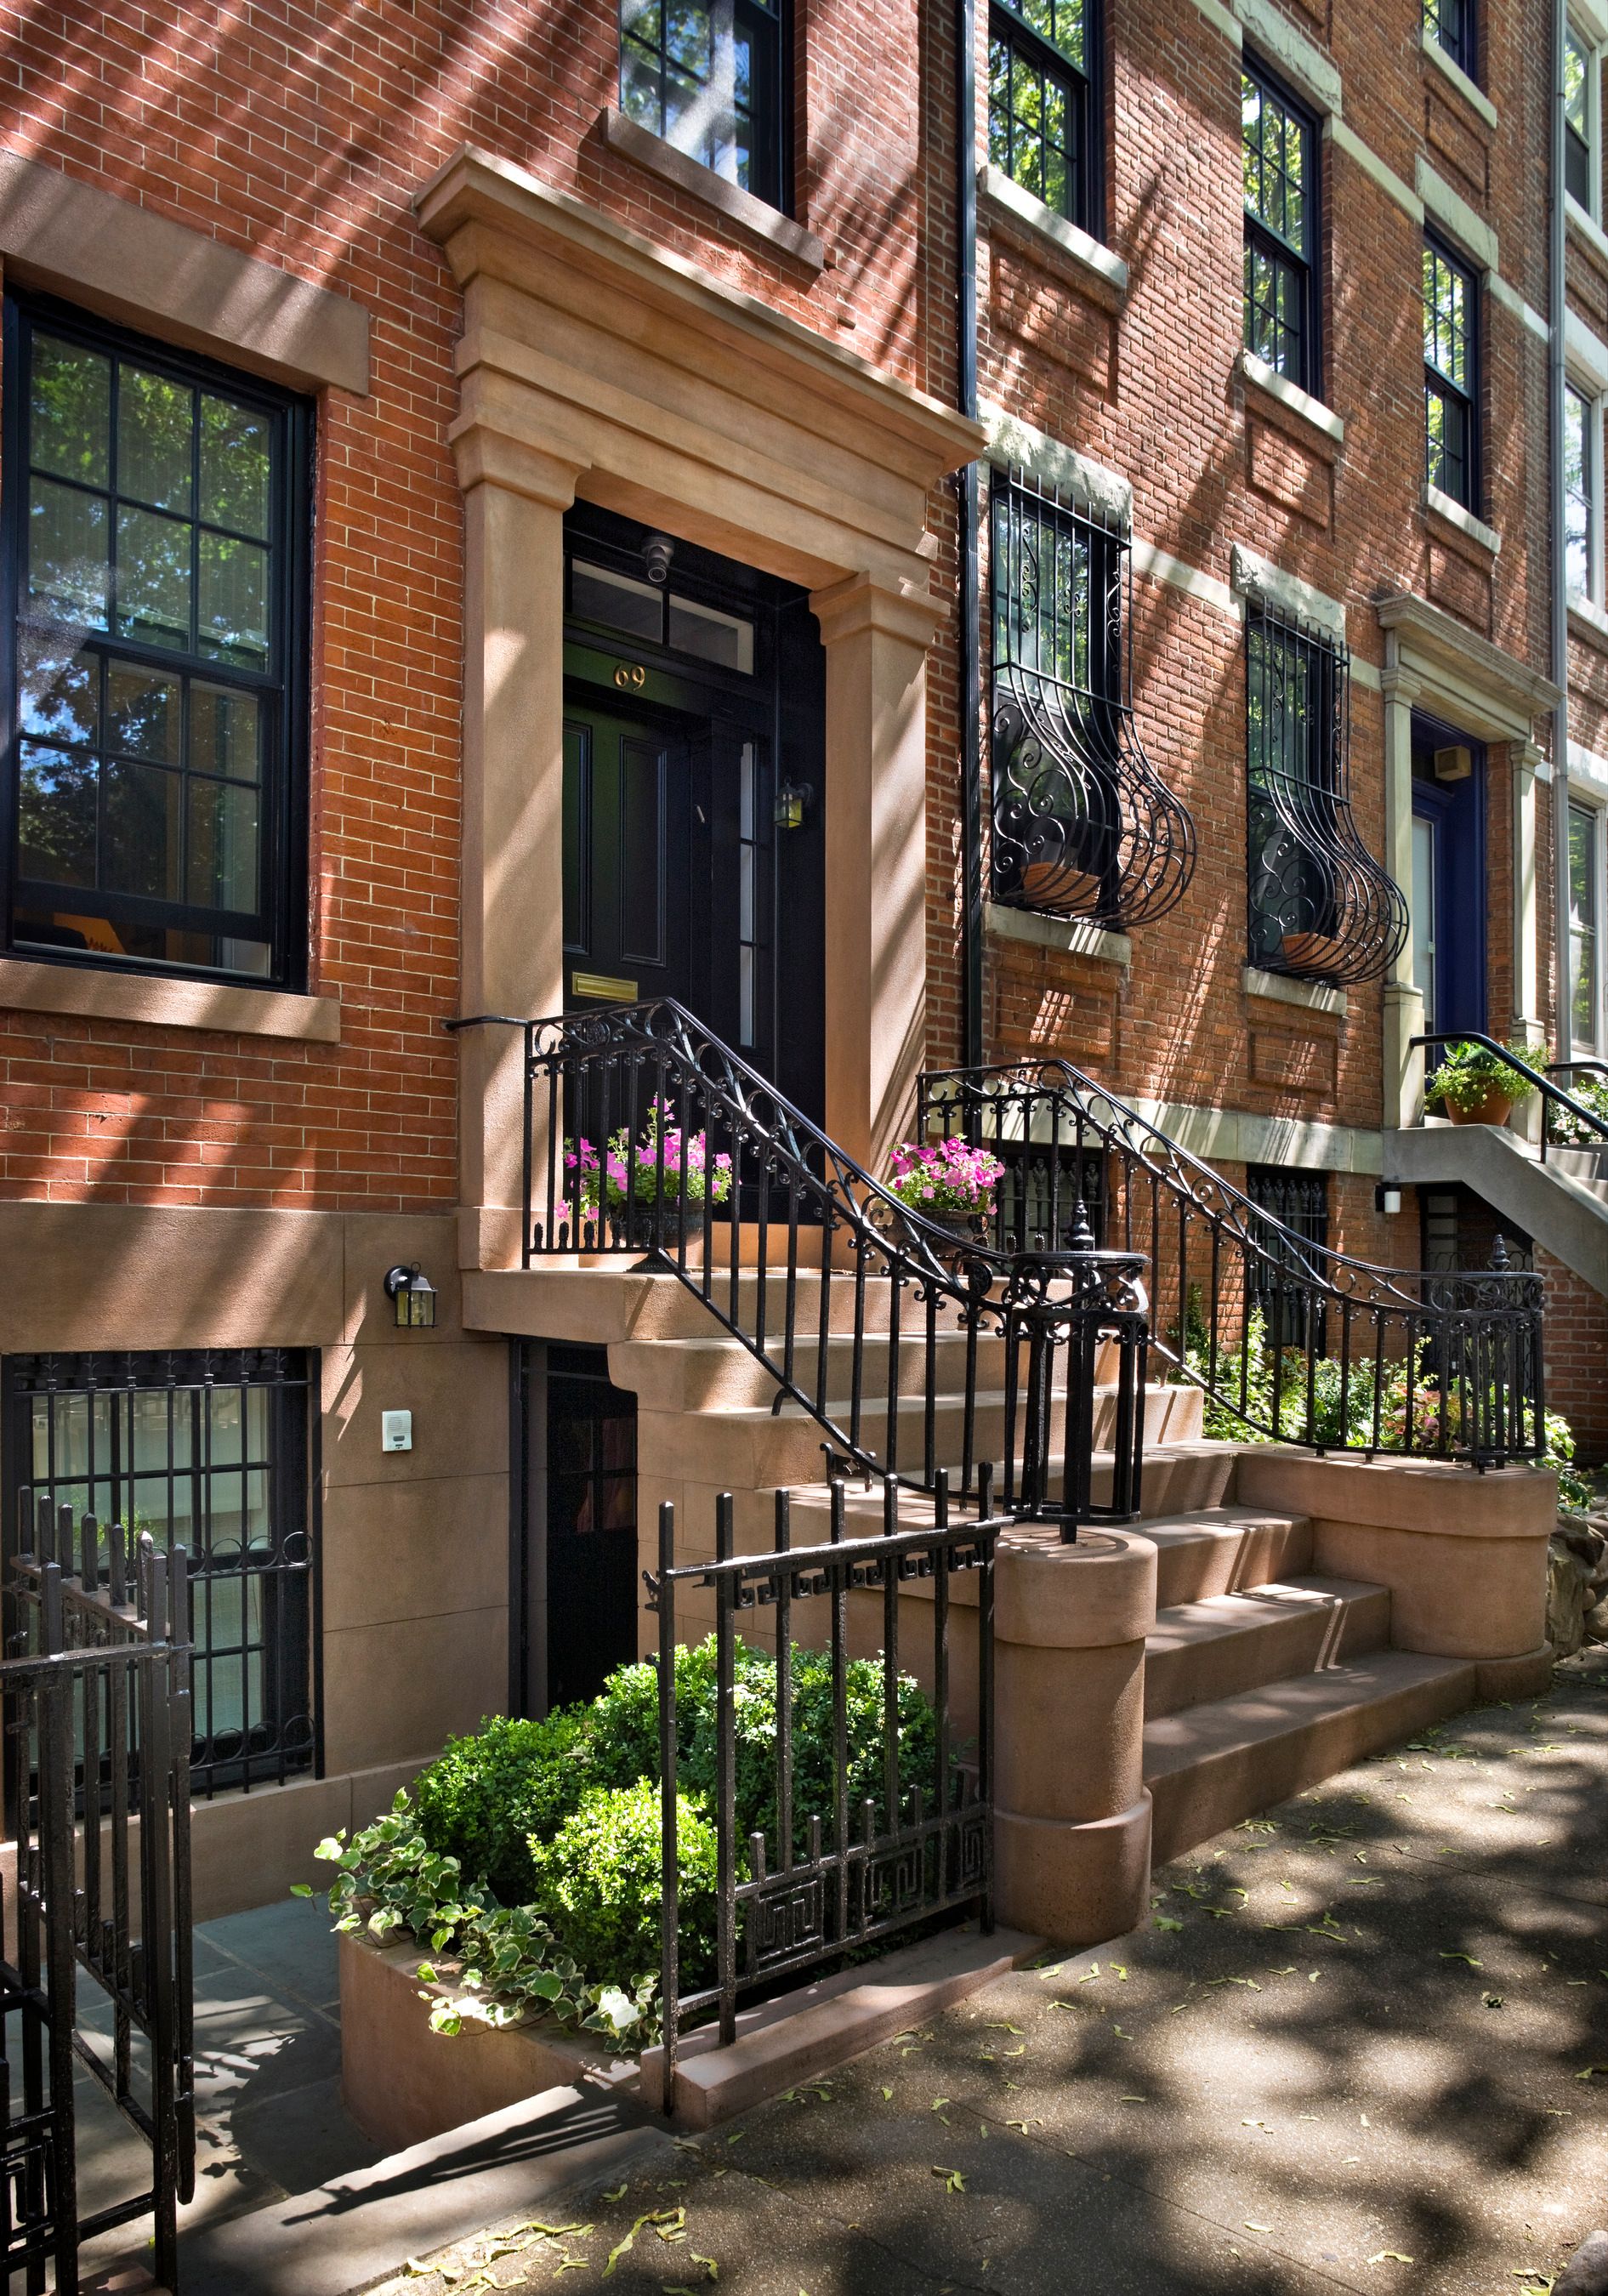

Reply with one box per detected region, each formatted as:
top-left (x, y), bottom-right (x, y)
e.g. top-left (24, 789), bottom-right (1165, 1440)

top-left (1242, 60), bottom-right (1317, 393)
top-left (4, 1349), bottom-right (316, 1796)
top-left (1422, 0), bottom-right (1475, 82)
top-left (1245, 599), bottom-right (1408, 986)
top-left (619, 0), bottom-right (788, 212)
top-left (989, 469), bottom-right (1195, 929)
top-left (987, 0), bottom-right (1098, 234)
top-left (1566, 23), bottom-right (1593, 213)
top-left (1423, 236), bottom-right (1479, 510)
top-left (2, 295), bottom-right (311, 987)
top-left (1245, 1165), bottom-right (1328, 1352)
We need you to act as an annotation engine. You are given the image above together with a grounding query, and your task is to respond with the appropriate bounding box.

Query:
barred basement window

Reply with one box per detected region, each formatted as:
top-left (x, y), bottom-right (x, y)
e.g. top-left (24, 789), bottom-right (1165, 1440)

top-left (1242, 60), bottom-right (1317, 392)
top-left (1245, 601), bottom-right (1407, 986)
top-left (990, 469), bottom-right (1195, 929)
top-left (619, 0), bottom-right (787, 210)
top-left (4, 1350), bottom-right (315, 1796)
top-left (1245, 1165), bottom-right (1328, 1352)
top-left (3, 295), bottom-right (311, 985)
top-left (1423, 236), bottom-right (1479, 510)
top-left (1422, 0), bottom-right (1475, 82)
top-left (988, 0), bottom-right (1098, 233)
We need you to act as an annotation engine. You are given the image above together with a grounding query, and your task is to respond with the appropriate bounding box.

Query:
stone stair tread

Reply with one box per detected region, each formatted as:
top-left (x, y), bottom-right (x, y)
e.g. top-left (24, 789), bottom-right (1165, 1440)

top-left (1149, 1573), bottom-right (1389, 1649)
top-left (1142, 1649), bottom-right (1473, 1782)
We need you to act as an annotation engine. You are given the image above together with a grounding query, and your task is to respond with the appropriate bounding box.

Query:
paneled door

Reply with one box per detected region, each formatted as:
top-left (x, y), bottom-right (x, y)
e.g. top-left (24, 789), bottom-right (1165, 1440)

top-left (562, 703), bottom-right (693, 1015)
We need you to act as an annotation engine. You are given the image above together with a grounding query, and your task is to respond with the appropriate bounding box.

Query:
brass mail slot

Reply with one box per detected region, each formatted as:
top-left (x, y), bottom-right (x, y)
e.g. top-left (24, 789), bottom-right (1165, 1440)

top-left (571, 971), bottom-right (639, 1003)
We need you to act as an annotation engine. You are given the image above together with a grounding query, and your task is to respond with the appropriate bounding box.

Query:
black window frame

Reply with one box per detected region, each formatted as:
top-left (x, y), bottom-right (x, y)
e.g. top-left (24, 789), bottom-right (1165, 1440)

top-left (1565, 20), bottom-right (1594, 213)
top-left (987, 0), bottom-right (1101, 238)
top-left (3, 1347), bottom-right (319, 1799)
top-left (1422, 0), bottom-right (1477, 83)
top-left (1241, 54), bottom-right (1321, 395)
top-left (618, 0), bottom-right (792, 217)
top-left (1423, 233), bottom-right (1480, 513)
top-left (1, 291), bottom-right (313, 991)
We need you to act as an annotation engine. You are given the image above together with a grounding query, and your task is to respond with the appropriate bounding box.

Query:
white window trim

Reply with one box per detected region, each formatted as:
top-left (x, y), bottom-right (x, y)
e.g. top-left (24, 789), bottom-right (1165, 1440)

top-left (1568, 14), bottom-right (1605, 226)
top-left (1569, 791), bottom-right (1607, 1054)
top-left (1565, 370), bottom-right (1605, 609)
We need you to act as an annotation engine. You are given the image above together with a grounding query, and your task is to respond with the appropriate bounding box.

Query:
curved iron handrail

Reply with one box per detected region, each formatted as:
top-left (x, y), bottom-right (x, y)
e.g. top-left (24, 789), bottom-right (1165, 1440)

top-left (1412, 1031), bottom-right (1608, 1162)
top-left (991, 469), bottom-right (1196, 929)
top-left (917, 1055), bottom-right (1545, 1469)
top-left (456, 1000), bottom-right (1151, 1526)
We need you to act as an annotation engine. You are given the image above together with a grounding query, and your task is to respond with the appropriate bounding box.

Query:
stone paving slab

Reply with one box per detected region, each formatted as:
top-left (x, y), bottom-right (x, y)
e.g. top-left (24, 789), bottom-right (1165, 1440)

top-left (364, 1649), bottom-right (1608, 2296)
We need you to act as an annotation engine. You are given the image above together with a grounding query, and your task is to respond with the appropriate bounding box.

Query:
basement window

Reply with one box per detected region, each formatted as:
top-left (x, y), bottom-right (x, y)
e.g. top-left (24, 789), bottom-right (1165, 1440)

top-left (1245, 1165), bottom-right (1328, 1351)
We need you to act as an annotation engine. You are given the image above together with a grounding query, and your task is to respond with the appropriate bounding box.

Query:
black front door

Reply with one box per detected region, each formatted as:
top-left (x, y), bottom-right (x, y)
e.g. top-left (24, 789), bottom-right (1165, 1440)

top-left (563, 704), bottom-right (694, 1016)
top-left (544, 1345), bottom-right (639, 1708)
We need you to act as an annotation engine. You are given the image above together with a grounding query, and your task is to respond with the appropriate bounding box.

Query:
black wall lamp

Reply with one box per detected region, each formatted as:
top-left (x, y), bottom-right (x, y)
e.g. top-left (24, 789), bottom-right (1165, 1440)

top-left (775, 776), bottom-right (813, 831)
top-left (384, 1264), bottom-right (437, 1329)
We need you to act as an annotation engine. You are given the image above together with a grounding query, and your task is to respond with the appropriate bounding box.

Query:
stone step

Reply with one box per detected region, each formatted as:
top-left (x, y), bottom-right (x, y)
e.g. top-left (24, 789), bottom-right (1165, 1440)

top-left (1143, 1649), bottom-right (1476, 1866)
top-left (1141, 1508), bottom-right (1314, 1606)
top-left (1144, 1574), bottom-right (1391, 1720)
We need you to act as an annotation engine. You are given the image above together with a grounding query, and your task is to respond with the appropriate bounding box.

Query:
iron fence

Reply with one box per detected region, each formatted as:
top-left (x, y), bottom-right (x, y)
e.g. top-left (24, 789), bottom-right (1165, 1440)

top-left (3, 1492), bottom-right (194, 2293)
top-left (646, 1472), bottom-right (997, 2103)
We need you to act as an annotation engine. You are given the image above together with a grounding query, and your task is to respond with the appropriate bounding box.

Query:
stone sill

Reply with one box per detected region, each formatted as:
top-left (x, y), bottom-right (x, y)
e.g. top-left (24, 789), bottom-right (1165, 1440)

top-left (1569, 596), bottom-right (1608, 656)
top-left (1236, 349), bottom-right (1344, 450)
top-left (978, 167), bottom-right (1128, 303)
top-left (0, 955), bottom-right (341, 1042)
top-left (1419, 28), bottom-right (1498, 130)
top-left (1242, 964), bottom-right (1348, 1018)
top-left (1567, 195), bottom-right (1608, 276)
top-left (986, 900), bottom-right (1132, 969)
top-left (598, 109), bottom-right (825, 271)
top-left (1423, 484), bottom-right (1500, 555)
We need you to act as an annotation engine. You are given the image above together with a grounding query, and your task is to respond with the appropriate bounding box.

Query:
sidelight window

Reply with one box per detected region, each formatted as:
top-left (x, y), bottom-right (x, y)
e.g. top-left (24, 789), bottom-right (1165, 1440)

top-left (988, 0), bottom-right (1098, 232)
top-left (990, 469), bottom-right (1194, 928)
top-left (1423, 237), bottom-right (1479, 510)
top-left (1242, 60), bottom-right (1317, 392)
top-left (1245, 602), bottom-right (1407, 985)
top-left (1571, 801), bottom-right (1602, 1051)
top-left (5, 1350), bottom-right (315, 1795)
top-left (619, 0), bottom-right (787, 210)
top-left (3, 298), bottom-right (310, 984)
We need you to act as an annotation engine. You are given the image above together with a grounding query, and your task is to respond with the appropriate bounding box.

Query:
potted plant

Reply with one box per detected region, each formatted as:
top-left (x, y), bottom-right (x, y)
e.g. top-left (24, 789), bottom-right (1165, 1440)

top-left (885, 1137), bottom-right (1007, 1240)
top-left (1423, 1038), bottom-right (1541, 1128)
top-left (565, 1101), bottom-right (733, 1246)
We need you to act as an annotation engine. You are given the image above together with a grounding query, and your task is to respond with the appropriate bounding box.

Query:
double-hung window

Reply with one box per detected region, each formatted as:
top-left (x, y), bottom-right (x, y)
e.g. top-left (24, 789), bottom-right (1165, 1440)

top-left (3, 298), bottom-right (310, 984)
top-left (1423, 237), bottom-right (1479, 511)
top-left (1566, 382), bottom-right (1602, 606)
top-left (620, 0), bottom-right (787, 210)
top-left (1422, 0), bottom-right (1476, 82)
top-left (987, 0), bottom-right (1098, 234)
top-left (1571, 801), bottom-right (1603, 1052)
top-left (1566, 22), bottom-right (1596, 215)
top-left (1242, 61), bottom-right (1317, 394)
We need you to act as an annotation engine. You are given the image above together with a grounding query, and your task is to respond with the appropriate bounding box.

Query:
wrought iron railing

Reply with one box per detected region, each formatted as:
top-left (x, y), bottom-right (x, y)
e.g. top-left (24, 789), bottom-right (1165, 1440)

top-left (1245, 600), bottom-right (1408, 986)
top-left (1412, 1031), bottom-right (1608, 1164)
top-left (991, 469), bottom-right (1196, 928)
top-left (646, 1473), bottom-right (996, 2101)
top-left (918, 1058), bottom-right (1545, 1469)
top-left (457, 999), bottom-right (1150, 1532)
top-left (3, 1494), bottom-right (195, 2291)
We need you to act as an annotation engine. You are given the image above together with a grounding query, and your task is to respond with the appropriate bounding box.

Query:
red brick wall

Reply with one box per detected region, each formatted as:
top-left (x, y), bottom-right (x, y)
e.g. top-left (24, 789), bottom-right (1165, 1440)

top-left (1538, 1247), bottom-right (1608, 1465)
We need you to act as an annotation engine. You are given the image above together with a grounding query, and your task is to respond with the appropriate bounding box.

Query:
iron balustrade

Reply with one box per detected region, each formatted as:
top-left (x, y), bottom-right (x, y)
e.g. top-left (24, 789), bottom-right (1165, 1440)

top-left (646, 1471), bottom-right (997, 2101)
top-left (917, 1058), bottom-right (1546, 1469)
top-left (454, 998), bottom-right (1151, 1533)
top-left (991, 469), bottom-right (1196, 929)
top-left (3, 1494), bottom-right (194, 2294)
top-left (1412, 1031), bottom-right (1608, 1163)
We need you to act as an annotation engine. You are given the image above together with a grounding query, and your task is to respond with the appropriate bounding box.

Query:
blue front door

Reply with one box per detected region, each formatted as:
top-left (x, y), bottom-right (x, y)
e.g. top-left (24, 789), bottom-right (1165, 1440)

top-left (1411, 719), bottom-right (1486, 1035)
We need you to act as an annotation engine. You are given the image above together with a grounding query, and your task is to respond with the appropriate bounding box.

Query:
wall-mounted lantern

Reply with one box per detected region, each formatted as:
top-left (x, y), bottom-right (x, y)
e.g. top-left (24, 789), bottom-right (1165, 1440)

top-left (384, 1264), bottom-right (437, 1329)
top-left (774, 777), bottom-right (813, 831)
top-left (1374, 1181), bottom-right (1404, 1217)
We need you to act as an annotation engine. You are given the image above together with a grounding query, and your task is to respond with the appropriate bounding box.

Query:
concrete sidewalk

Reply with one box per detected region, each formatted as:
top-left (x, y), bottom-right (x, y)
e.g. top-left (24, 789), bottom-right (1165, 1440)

top-left (363, 1646), bottom-right (1608, 2296)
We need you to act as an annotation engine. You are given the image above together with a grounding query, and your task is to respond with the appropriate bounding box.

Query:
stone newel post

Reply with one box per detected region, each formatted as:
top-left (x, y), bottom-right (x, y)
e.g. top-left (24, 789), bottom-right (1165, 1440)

top-left (991, 1527), bottom-right (1157, 1944)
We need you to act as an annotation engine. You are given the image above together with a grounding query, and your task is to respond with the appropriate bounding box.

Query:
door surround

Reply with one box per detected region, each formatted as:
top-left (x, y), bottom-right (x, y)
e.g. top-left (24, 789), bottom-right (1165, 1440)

top-left (416, 149), bottom-right (985, 1270)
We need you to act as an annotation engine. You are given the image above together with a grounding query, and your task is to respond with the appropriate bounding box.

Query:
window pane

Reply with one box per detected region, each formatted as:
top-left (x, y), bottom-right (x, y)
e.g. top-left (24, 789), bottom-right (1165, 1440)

top-left (197, 532), bottom-right (270, 667)
top-left (30, 335), bottom-right (111, 488)
top-left (102, 759), bottom-right (181, 896)
top-left (186, 777), bottom-right (260, 911)
top-left (29, 478), bottom-right (109, 628)
top-left (199, 396), bottom-right (270, 536)
top-left (1242, 69), bottom-right (1310, 255)
top-left (1566, 385), bottom-right (1594, 602)
top-left (107, 662), bottom-right (183, 763)
top-left (1571, 804), bottom-right (1599, 1047)
top-left (116, 504), bottom-right (192, 650)
top-left (118, 366), bottom-right (194, 514)
top-left (19, 639), bottom-right (97, 748)
top-left (190, 683), bottom-right (262, 781)
top-left (1566, 28), bottom-right (1589, 141)
top-left (17, 745), bottom-right (97, 885)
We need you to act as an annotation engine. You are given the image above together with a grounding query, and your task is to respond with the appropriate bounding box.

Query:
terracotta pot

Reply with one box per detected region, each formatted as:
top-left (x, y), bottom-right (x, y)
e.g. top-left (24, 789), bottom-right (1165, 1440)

top-left (1445, 1088), bottom-right (1514, 1127)
top-left (1280, 931), bottom-right (1348, 975)
top-left (1020, 861), bottom-right (1103, 915)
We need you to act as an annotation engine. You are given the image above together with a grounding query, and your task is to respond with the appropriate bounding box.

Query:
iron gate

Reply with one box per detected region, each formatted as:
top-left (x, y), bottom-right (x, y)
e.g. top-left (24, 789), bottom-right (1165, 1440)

top-left (648, 1470), bottom-right (999, 2104)
top-left (3, 1491), bottom-right (195, 2293)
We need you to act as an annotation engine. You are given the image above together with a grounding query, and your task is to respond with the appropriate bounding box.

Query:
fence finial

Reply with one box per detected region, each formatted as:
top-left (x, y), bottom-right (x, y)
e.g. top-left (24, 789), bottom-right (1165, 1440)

top-left (1490, 1232), bottom-right (1511, 1271)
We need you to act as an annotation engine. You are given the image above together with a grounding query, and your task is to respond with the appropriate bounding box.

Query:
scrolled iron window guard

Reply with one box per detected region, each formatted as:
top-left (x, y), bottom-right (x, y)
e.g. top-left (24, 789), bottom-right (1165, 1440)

top-left (1244, 596), bottom-right (1408, 985)
top-left (991, 469), bottom-right (1196, 929)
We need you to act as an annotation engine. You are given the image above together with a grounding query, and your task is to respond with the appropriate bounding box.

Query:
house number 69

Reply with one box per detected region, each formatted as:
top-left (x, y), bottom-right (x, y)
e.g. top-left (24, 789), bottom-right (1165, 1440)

top-left (612, 662), bottom-right (646, 689)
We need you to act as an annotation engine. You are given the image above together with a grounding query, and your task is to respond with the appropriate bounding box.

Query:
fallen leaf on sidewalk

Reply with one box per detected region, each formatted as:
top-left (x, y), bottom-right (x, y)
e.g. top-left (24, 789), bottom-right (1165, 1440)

top-left (1440, 1952), bottom-right (1483, 1967)
top-left (1244, 2221), bottom-right (1273, 2233)
top-left (1368, 2253), bottom-right (1414, 2265)
top-left (932, 2166), bottom-right (966, 2194)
